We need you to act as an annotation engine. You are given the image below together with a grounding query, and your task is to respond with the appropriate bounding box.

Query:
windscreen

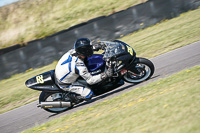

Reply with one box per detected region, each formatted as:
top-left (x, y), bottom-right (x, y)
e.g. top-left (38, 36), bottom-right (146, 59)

top-left (102, 41), bottom-right (126, 59)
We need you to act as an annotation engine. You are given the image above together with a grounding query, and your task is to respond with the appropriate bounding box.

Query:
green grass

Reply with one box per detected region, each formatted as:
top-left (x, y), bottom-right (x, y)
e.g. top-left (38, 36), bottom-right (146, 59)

top-left (0, 0), bottom-right (147, 49)
top-left (121, 7), bottom-right (200, 58)
top-left (23, 66), bottom-right (200, 133)
top-left (0, 8), bottom-right (200, 114)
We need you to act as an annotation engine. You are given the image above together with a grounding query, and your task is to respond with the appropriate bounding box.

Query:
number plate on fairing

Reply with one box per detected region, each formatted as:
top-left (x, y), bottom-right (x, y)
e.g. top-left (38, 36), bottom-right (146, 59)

top-left (121, 69), bottom-right (127, 75)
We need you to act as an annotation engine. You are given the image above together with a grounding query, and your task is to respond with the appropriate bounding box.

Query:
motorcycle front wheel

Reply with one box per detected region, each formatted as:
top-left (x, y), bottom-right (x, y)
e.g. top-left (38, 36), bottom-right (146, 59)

top-left (123, 57), bottom-right (154, 83)
top-left (39, 91), bottom-right (72, 113)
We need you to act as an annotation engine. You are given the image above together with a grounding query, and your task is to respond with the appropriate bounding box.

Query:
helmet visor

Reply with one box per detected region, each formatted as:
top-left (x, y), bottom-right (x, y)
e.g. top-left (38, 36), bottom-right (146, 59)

top-left (77, 45), bottom-right (93, 57)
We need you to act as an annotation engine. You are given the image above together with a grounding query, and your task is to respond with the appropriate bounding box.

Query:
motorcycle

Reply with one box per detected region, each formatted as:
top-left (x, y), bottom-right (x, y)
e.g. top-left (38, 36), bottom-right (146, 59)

top-left (25, 40), bottom-right (154, 113)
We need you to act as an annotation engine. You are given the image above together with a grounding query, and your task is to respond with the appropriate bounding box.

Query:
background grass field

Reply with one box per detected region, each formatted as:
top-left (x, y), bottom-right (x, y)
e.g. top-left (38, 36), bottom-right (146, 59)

top-left (23, 65), bottom-right (200, 133)
top-left (0, 7), bottom-right (200, 114)
top-left (0, 0), bottom-right (147, 49)
top-left (1, 1), bottom-right (200, 132)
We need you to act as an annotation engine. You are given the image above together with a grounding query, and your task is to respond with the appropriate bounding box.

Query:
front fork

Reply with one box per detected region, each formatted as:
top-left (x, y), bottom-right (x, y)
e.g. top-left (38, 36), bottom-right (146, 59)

top-left (129, 64), bottom-right (141, 74)
top-left (106, 57), bottom-right (141, 77)
top-left (126, 57), bottom-right (141, 75)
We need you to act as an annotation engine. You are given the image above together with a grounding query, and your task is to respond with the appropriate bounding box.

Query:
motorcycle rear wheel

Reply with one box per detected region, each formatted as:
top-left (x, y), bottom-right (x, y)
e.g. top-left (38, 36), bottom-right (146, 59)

top-left (39, 91), bottom-right (72, 113)
top-left (123, 57), bottom-right (154, 83)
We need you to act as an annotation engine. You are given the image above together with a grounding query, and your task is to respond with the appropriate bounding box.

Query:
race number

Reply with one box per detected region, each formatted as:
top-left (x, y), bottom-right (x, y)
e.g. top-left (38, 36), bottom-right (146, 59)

top-left (126, 45), bottom-right (133, 56)
top-left (36, 75), bottom-right (44, 84)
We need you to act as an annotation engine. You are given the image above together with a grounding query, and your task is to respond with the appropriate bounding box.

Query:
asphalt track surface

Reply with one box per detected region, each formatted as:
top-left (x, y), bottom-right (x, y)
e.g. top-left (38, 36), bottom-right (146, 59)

top-left (0, 41), bottom-right (200, 133)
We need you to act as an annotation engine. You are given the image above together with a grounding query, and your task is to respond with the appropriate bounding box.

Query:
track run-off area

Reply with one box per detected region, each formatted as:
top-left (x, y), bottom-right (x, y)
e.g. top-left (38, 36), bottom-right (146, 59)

top-left (0, 41), bottom-right (200, 133)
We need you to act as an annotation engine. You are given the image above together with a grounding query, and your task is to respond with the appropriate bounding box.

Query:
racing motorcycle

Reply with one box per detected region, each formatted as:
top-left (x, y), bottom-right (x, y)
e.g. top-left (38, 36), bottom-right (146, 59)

top-left (25, 40), bottom-right (154, 113)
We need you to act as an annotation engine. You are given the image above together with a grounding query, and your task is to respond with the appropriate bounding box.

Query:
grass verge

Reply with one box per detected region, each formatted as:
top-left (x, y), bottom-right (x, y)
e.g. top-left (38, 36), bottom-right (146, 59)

top-left (0, 8), bottom-right (200, 114)
top-left (0, 0), bottom-right (147, 49)
top-left (23, 66), bottom-right (200, 133)
top-left (121, 7), bottom-right (200, 58)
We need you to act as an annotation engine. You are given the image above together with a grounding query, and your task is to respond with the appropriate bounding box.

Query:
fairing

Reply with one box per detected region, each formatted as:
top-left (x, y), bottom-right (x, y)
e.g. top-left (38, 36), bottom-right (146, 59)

top-left (86, 54), bottom-right (105, 75)
top-left (102, 40), bottom-right (136, 60)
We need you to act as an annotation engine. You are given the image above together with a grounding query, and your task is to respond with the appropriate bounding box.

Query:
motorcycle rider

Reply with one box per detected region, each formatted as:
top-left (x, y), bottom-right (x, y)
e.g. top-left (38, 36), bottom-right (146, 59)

top-left (55, 38), bottom-right (112, 103)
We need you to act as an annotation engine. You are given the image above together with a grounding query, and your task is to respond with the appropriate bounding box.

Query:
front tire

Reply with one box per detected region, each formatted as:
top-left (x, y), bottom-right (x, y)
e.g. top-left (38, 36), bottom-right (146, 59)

top-left (123, 57), bottom-right (154, 83)
top-left (39, 91), bottom-right (72, 113)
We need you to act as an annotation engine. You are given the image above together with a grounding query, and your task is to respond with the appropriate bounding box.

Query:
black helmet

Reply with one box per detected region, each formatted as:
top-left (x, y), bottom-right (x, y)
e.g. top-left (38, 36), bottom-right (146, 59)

top-left (74, 38), bottom-right (93, 57)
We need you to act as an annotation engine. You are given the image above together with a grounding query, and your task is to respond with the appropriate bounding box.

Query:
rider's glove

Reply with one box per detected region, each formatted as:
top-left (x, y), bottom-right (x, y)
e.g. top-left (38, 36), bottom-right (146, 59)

top-left (101, 67), bottom-right (113, 79)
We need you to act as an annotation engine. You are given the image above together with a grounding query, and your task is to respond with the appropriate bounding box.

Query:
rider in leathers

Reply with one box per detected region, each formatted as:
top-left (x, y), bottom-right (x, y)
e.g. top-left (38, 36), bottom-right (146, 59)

top-left (55, 38), bottom-right (112, 103)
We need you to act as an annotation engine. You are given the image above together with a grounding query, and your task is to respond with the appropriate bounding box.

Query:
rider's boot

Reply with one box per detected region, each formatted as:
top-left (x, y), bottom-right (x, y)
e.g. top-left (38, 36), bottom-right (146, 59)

top-left (68, 93), bottom-right (86, 104)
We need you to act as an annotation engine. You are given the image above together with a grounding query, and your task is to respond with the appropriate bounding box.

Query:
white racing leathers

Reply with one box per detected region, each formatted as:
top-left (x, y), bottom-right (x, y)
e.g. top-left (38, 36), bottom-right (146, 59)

top-left (55, 49), bottom-right (103, 99)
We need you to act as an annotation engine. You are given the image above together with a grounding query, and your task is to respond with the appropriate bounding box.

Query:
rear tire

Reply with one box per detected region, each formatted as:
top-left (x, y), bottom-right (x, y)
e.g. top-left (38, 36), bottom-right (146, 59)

top-left (39, 91), bottom-right (72, 113)
top-left (123, 57), bottom-right (154, 83)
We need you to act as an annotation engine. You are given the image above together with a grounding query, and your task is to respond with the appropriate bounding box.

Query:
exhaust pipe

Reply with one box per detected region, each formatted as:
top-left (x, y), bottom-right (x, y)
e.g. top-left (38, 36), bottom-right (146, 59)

top-left (37, 101), bottom-right (71, 108)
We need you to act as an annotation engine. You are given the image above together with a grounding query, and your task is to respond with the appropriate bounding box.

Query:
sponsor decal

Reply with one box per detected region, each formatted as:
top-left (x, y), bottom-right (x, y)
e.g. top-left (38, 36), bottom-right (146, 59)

top-left (121, 69), bottom-right (127, 75)
top-left (83, 71), bottom-right (87, 75)
top-left (91, 69), bottom-right (101, 74)
top-left (44, 106), bottom-right (53, 108)
top-left (76, 62), bottom-right (85, 66)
